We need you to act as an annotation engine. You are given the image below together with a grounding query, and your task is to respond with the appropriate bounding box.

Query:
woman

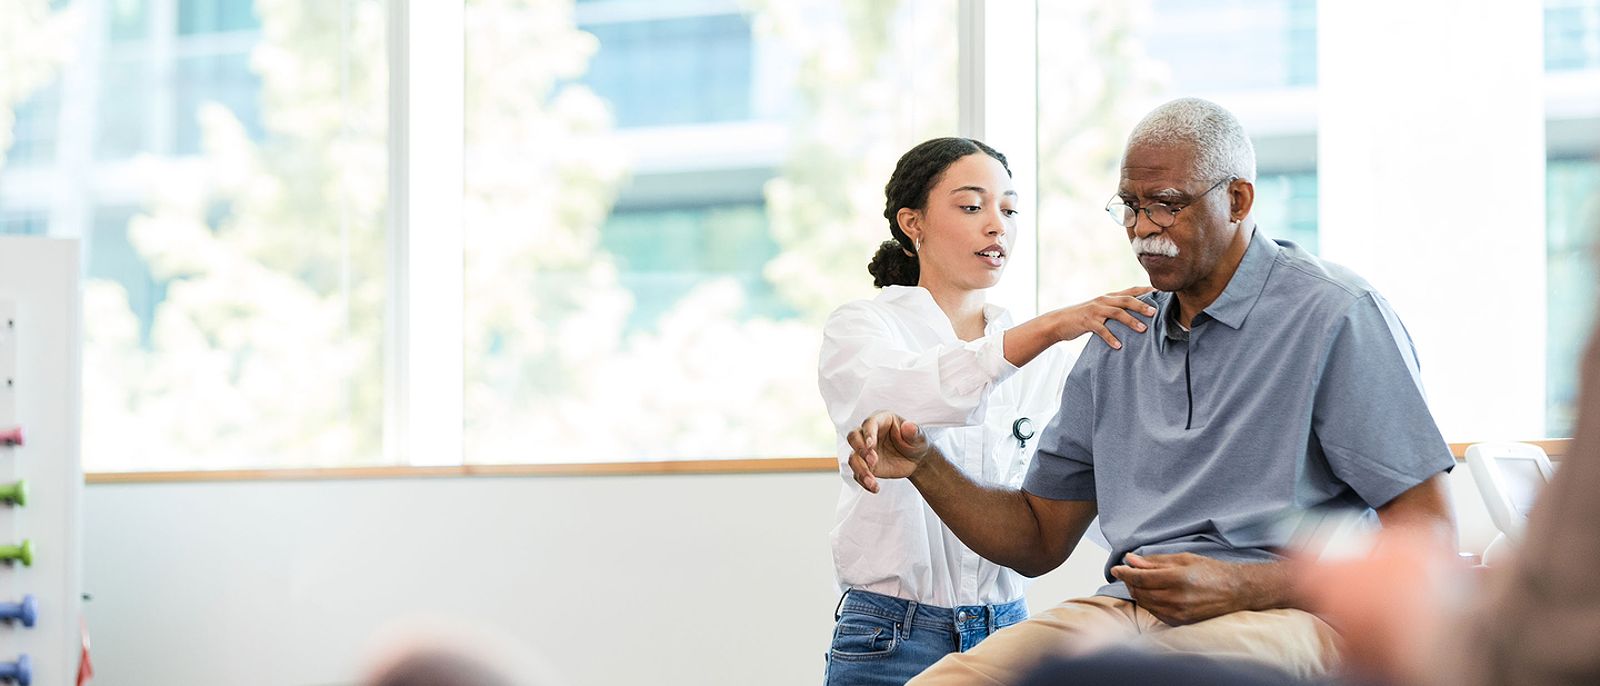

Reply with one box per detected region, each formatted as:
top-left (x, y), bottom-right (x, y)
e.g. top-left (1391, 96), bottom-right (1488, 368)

top-left (817, 137), bottom-right (1153, 685)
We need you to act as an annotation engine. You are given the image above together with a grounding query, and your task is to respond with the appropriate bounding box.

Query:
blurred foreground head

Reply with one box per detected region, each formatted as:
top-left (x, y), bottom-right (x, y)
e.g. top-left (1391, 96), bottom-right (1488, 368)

top-left (362, 622), bottom-right (561, 686)
top-left (366, 648), bottom-right (518, 686)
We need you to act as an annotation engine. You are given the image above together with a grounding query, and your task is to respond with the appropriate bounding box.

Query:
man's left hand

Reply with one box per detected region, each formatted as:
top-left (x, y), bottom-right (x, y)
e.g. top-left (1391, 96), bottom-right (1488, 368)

top-left (1111, 552), bottom-right (1273, 626)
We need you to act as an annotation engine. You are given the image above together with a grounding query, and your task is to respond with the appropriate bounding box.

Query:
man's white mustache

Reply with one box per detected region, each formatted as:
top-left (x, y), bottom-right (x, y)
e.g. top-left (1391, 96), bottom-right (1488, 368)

top-left (1131, 234), bottom-right (1179, 258)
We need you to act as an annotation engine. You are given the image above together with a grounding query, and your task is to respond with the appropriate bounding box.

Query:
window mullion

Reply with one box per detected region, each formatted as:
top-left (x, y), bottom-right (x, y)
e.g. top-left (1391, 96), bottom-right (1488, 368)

top-left (385, 0), bottom-right (464, 466)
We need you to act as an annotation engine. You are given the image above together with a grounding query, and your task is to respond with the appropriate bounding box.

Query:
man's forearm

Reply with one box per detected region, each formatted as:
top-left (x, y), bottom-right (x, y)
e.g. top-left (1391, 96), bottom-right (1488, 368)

top-left (1377, 474), bottom-right (1459, 556)
top-left (1241, 559), bottom-right (1300, 611)
top-left (908, 455), bottom-right (1076, 576)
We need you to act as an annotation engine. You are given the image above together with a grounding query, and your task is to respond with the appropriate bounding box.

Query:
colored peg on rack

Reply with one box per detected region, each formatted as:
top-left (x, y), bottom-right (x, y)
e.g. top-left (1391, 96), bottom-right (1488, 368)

top-left (0, 654), bottom-right (29, 686)
top-left (0, 541), bottom-right (30, 567)
top-left (0, 481), bottom-right (24, 507)
top-left (0, 595), bottom-right (34, 628)
top-left (0, 427), bottom-right (19, 447)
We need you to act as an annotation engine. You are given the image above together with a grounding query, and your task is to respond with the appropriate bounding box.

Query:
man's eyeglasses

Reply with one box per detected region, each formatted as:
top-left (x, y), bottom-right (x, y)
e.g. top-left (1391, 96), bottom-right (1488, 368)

top-left (1104, 176), bottom-right (1235, 229)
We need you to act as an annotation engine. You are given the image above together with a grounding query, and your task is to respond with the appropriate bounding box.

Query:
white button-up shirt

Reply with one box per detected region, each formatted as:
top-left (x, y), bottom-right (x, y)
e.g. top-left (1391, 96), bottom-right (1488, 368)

top-left (818, 286), bottom-right (1076, 607)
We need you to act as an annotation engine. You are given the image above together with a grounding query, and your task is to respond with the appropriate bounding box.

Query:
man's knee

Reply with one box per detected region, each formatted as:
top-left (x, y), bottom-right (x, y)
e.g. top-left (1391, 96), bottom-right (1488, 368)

top-left (1143, 608), bottom-right (1342, 678)
top-left (906, 597), bottom-right (1141, 685)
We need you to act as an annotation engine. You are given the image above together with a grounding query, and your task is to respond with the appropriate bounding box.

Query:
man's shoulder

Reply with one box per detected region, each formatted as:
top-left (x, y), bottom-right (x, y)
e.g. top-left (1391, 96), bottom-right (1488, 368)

top-left (1072, 292), bottom-right (1165, 370)
top-left (1265, 241), bottom-right (1380, 314)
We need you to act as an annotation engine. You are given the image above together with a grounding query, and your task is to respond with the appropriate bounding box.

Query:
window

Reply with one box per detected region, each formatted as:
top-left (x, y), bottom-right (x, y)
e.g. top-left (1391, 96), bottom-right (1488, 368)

top-left (0, 211), bottom-right (50, 236)
top-left (1545, 0), bottom-right (1600, 436)
top-left (582, 13), bottom-right (754, 128)
top-left (1547, 158), bottom-right (1600, 434)
top-left (601, 204), bottom-right (793, 331)
top-left (461, 0), bottom-right (959, 462)
top-left (86, 206), bottom-right (166, 342)
top-left (1145, 0), bottom-right (1317, 91)
top-left (6, 86), bottom-right (60, 167)
top-left (173, 51), bottom-right (263, 154)
top-left (0, 0), bottom-right (1582, 474)
top-left (1546, 0), bottom-right (1600, 71)
top-left (107, 0), bottom-right (149, 42)
top-left (178, 0), bottom-right (258, 34)
top-left (95, 54), bottom-right (155, 159)
top-left (0, 0), bottom-right (388, 471)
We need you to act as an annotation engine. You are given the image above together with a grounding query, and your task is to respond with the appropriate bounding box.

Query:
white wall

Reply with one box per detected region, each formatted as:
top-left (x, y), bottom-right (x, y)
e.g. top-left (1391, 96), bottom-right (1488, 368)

top-left (83, 466), bottom-right (1501, 686)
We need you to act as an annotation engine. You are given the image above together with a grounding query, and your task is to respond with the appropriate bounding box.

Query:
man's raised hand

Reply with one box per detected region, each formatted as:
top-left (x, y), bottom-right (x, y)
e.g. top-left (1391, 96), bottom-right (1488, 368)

top-left (845, 411), bottom-right (935, 493)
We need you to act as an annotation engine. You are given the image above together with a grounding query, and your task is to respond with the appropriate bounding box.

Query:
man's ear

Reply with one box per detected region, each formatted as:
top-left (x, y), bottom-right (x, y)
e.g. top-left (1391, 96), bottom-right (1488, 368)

top-left (1229, 179), bottom-right (1255, 222)
top-left (897, 207), bottom-right (923, 244)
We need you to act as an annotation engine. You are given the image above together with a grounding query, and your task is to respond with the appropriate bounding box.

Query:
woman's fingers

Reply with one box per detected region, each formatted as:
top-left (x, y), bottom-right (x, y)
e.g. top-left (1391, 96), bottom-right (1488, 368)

top-left (1101, 295), bottom-right (1157, 317)
top-left (1105, 306), bottom-right (1147, 333)
top-left (1092, 321), bottom-right (1122, 350)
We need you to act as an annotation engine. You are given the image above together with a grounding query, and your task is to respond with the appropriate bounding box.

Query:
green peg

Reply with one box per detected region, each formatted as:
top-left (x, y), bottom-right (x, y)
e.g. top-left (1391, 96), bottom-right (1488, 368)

top-left (0, 540), bottom-right (31, 567)
top-left (0, 480), bottom-right (25, 507)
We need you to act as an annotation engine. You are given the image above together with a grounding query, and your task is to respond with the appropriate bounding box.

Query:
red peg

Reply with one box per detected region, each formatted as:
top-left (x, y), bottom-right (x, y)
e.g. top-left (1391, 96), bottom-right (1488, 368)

top-left (0, 427), bottom-right (20, 447)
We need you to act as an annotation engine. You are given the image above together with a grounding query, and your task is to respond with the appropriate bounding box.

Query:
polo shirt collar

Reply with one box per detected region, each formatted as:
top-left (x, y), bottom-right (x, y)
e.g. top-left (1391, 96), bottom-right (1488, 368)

top-left (1199, 228), bottom-right (1276, 330)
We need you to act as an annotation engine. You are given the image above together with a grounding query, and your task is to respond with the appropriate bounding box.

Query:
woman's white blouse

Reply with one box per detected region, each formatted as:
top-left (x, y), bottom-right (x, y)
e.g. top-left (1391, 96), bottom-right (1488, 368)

top-left (818, 285), bottom-right (1076, 607)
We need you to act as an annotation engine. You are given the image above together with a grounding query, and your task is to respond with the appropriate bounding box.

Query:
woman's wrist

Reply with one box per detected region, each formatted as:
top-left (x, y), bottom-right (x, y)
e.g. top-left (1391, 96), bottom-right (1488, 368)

top-left (1003, 315), bottom-right (1060, 368)
top-left (1047, 307), bottom-right (1079, 344)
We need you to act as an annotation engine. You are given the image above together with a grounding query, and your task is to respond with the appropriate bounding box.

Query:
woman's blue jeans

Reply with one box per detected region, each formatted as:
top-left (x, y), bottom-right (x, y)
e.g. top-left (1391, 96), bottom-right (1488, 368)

top-left (823, 589), bottom-right (1028, 686)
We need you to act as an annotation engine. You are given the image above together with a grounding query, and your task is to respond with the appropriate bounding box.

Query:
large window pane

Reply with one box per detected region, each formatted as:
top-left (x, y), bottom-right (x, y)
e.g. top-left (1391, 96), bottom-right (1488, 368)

top-left (1546, 158), bottom-right (1600, 435)
top-left (1545, 0), bottom-right (1600, 436)
top-left (174, 51), bottom-right (263, 154)
top-left (1143, 0), bottom-right (1316, 91)
top-left (178, 0), bottom-right (259, 34)
top-left (583, 13), bottom-right (754, 127)
top-left (1546, 0), bottom-right (1600, 71)
top-left (0, 0), bottom-right (389, 471)
top-left (108, 0), bottom-right (150, 42)
top-left (462, 0), bottom-right (958, 462)
top-left (6, 86), bottom-right (60, 167)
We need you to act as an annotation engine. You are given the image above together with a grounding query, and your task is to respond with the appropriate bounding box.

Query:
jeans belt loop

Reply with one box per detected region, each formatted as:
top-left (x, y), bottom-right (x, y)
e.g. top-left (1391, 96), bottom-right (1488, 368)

top-left (901, 599), bottom-right (918, 639)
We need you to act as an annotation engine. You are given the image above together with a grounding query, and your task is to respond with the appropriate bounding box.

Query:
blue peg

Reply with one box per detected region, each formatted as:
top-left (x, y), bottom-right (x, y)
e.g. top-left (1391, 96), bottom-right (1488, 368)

top-left (0, 595), bottom-right (35, 628)
top-left (0, 654), bottom-right (30, 686)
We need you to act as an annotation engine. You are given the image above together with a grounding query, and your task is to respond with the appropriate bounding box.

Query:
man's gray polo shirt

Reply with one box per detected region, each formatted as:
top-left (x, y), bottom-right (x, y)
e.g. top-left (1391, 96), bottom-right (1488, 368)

top-left (1024, 228), bottom-right (1455, 600)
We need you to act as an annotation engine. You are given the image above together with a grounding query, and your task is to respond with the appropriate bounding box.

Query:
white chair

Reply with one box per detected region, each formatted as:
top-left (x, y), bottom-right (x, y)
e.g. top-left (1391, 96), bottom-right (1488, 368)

top-left (1464, 442), bottom-right (1556, 566)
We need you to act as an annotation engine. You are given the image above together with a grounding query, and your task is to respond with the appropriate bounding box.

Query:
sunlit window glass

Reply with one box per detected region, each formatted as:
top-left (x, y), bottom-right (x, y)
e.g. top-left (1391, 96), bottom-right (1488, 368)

top-left (462, 0), bottom-right (958, 462)
top-left (1544, 0), bottom-right (1600, 435)
top-left (0, 0), bottom-right (389, 471)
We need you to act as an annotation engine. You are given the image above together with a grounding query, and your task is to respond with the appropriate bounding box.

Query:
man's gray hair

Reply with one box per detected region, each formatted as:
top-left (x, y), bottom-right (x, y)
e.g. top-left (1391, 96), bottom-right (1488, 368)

top-left (1127, 98), bottom-right (1257, 182)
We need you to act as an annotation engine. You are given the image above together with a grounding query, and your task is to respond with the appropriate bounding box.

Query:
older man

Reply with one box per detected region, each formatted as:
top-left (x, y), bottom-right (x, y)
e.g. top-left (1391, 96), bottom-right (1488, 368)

top-left (846, 98), bottom-right (1457, 683)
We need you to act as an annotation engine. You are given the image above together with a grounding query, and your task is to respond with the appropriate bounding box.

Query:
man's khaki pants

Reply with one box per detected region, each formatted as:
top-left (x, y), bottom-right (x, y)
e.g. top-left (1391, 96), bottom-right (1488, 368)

top-left (906, 595), bottom-right (1342, 684)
